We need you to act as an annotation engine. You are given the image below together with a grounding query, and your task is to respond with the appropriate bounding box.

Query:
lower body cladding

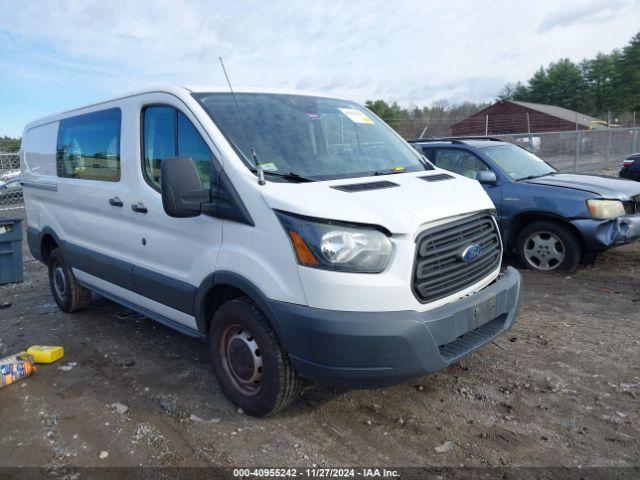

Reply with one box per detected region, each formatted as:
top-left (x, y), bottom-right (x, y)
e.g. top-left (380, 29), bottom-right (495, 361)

top-left (572, 215), bottom-right (640, 252)
top-left (269, 267), bottom-right (523, 388)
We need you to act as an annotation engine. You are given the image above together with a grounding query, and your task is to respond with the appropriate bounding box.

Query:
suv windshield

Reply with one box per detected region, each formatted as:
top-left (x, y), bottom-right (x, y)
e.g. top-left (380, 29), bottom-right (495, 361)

top-left (194, 93), bottom-right (431, 181)
top-left (482, 144), bottom-right (557, 181)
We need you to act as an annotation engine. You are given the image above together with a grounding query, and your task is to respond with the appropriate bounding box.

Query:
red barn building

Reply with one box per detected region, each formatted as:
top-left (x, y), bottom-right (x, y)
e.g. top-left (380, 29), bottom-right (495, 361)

top-left (451, 100), bottom-right (605, 136)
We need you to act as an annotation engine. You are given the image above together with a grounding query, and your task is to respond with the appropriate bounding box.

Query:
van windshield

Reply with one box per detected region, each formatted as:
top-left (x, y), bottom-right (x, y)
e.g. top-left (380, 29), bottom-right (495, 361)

top-left (193, 93), bottom-right (431, 181)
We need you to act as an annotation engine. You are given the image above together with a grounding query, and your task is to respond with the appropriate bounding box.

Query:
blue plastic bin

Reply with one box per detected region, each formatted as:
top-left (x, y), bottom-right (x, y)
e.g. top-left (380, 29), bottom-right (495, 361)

top-left (0, 217), bottom-right (23, 285)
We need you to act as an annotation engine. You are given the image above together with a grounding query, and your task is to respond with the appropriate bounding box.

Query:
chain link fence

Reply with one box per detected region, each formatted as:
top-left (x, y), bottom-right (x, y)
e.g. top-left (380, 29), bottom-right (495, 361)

top-left (480, 128), bottom-right (637, 174)
top-left (390, 111), bottom-right (639, 175)
top-left (0, 140), bottom-right (23, 218)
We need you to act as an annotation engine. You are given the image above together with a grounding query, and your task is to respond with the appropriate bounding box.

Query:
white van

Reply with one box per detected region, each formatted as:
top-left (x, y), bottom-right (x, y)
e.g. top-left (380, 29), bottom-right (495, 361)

top-left (21, 86), bottom-right (522, 415)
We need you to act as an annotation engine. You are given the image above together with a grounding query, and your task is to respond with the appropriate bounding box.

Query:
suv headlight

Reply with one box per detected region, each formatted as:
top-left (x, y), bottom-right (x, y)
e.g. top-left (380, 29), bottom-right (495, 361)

top-left (275, 211), bottom-right (392, 273)
top-left (587, 199), bottom-right (625, 219)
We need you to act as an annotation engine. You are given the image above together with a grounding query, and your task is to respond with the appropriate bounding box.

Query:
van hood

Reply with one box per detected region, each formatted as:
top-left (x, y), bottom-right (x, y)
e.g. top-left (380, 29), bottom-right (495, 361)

top-left (260, 171), bottom-right (495, 234)
top-left (523, 173), bottom-right (640, 200)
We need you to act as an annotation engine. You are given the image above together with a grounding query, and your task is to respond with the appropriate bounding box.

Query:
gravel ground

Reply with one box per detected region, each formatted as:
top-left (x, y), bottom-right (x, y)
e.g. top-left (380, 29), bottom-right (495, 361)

top-left (0, 232), bottom-right (638, 474)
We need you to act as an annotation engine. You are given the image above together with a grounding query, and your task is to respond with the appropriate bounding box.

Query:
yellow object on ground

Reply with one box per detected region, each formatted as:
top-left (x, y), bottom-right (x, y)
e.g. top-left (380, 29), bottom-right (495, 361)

top-left (26, 346), bottom-right (64, 364)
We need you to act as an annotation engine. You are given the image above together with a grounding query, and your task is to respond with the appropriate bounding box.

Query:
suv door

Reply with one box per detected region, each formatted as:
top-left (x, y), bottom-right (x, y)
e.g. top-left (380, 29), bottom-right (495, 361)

top-left (128, 95), bottom-right (223, 330)
top-left (430, 147), bottom-right (502, 220)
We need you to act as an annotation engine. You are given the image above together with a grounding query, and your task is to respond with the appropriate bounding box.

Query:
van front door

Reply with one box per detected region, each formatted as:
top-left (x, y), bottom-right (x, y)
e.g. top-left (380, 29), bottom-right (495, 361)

top-left (127, 96), bottom-right (223, 331)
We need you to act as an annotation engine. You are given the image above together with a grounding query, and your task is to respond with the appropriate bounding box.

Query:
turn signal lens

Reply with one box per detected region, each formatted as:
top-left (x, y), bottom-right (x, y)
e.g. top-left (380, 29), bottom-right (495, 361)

top-left (287, 231), bottom-right (319, 266)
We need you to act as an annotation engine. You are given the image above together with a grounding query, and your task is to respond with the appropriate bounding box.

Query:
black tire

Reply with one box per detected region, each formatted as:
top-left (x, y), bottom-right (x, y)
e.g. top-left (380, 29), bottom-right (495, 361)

top-left (48, 249), bottom-right (92, 312)
top-left (209, 297), bottom-right (303, 416)
top-left (514, 220), bottom-right (581, 272)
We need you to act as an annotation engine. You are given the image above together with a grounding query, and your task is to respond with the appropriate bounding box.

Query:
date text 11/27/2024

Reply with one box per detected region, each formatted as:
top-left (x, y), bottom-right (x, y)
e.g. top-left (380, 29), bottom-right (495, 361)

top-left (233, 468), bottom-right (400, 478)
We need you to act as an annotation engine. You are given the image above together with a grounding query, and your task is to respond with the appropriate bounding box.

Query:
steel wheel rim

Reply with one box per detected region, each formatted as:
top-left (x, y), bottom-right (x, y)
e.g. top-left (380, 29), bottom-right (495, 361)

top-left (220, 324), bottom-right (263, 396)
top-left (52, 262), bottom-right (68, 301)
top-left (523, 231), bottom-right (565, 271)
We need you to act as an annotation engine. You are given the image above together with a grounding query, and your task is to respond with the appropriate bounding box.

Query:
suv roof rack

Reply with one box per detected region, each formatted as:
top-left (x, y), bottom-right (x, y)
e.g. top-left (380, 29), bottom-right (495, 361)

top-left (408, 136), bottom-right (504, 144)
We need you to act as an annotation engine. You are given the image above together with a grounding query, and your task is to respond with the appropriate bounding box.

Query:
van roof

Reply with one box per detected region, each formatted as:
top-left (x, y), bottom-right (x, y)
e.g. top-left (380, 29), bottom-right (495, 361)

top-left (185, 85), bottom-right (348, 99)
top-left (23, 85), bottom-right (350, 131)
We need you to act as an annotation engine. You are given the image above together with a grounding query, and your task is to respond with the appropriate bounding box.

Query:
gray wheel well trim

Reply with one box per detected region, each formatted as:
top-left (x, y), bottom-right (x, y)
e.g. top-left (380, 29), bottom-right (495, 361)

top-left (29, 226), bottom-right (63, 263)
top-left (195, 271), bottom-right (287, 341)
top-left (506, 211), bottom-right (586, 251)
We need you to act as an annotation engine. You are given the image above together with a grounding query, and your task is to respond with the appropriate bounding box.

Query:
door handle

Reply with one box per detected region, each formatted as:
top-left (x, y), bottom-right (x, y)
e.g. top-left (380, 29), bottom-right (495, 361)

top-left (109, 197), bottom-right (124, 207)
top-left (131, 202), bottom-right (148, 214)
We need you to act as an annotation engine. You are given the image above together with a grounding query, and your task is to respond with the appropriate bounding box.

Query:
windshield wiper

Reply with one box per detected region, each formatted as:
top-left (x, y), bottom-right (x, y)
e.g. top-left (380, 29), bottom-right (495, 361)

top-left (373, 168), bottom-right (406, 176)
top-left (518, 172), bottom-right (558, 181)
top-left (250, 169), bottom-right (315, 183)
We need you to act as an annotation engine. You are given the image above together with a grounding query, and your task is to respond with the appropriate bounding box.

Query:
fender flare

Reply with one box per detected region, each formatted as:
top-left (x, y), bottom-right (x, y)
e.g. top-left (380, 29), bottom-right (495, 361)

top-left (28, 225), bottom-right (64, 263)
top-left (194, 270), bottom-right (287, 342)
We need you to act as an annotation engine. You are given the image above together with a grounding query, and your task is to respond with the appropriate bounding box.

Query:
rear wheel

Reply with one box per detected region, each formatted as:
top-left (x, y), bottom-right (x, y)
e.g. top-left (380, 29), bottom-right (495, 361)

top-left (209, 297), bottom-right (303, 416)
top-left (48, 249), bottom-right (92, 312)
top-left (515, 221), bottom-right (581, 272)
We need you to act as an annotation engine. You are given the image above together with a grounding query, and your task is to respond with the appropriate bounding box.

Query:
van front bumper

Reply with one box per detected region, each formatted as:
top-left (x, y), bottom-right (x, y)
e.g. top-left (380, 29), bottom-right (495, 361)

top-left (269, 267), bottom-right (523, 388)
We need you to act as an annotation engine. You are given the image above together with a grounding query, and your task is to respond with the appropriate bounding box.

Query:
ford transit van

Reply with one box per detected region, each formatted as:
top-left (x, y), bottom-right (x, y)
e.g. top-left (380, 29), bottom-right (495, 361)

top-left (21, 86), bottom-right (522, 415)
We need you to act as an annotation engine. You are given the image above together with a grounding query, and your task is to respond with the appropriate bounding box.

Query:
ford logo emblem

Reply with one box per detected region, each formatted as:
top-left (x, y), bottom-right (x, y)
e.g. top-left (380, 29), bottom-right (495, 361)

top-left (460, 244), bottom-right (483, 262)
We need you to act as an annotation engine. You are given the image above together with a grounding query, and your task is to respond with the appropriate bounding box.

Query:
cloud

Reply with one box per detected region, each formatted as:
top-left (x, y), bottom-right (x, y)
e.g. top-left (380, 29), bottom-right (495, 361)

top-left (0, 0), bottom-right (639, 135)
top-left (537, 1), bottom-right (620, 33)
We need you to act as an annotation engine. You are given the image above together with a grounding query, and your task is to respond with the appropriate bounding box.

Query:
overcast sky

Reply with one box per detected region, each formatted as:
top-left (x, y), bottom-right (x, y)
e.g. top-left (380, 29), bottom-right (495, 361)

top-left (1, 0), bottom-right (639, 137)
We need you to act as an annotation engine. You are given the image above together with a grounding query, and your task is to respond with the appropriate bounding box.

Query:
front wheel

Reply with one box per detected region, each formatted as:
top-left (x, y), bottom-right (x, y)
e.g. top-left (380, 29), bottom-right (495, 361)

top-left (515, 221), bottom-right (581, 272)
top-left (209, 297), bottom-right (303, 416)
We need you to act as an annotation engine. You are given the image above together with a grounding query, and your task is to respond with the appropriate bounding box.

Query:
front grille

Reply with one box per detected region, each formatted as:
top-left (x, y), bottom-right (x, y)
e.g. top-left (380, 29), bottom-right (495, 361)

top-left (623, 195), bottom-right (640, 215)
top-left (412, 212), bottom-right (501, 303)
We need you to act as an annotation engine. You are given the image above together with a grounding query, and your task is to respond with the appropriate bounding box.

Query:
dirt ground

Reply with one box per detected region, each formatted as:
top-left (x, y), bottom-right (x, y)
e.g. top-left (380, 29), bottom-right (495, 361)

top-left (0, 231), bottom-right (639, 473)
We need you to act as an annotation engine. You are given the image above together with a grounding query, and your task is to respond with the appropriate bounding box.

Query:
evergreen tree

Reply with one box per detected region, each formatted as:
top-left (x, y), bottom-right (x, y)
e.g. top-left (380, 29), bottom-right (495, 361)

top-left (498, 31), bottom-right (639, 114)
top-left (498, 82), bottom-right (527, 101)
top-left (526, 67), bottom-right (551, 104)
top-left (544, 59), bottom-right (587, 110)
top-left (614, 32), bottom-right (640, 111)
top-left (582, 52), bottom-right (618, 112)
top-left (364, 100), bottom-right (404, 124)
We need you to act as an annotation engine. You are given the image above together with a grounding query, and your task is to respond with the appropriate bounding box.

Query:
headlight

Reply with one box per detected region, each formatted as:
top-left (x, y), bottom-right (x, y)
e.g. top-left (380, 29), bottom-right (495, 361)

top-left (275, 211), bottom-right (392, 273)
top-left (586, 199), bottom-right (625, 219)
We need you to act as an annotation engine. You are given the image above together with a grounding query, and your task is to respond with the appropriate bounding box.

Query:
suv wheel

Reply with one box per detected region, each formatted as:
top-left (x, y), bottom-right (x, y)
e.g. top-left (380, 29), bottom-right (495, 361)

top-left (48, 249), bottom-right (92, 312)
top-left (515, 221), bottom-right (581, 272)
top-left (209, 297), bottom-right (303, 416)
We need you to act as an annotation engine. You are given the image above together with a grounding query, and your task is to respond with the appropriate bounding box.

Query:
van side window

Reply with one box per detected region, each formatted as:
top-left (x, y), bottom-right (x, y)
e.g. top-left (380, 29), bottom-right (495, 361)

top-left (142, 106), bottom-right (213, 190)
top-left (56, 108), bottom-right (121, 182)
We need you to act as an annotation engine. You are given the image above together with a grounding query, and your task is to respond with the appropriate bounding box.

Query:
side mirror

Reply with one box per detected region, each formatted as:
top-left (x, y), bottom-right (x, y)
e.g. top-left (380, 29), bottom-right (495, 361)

top-left (476, 170), bottom-right (498, 185)
top-left (161, 157), bottom-right (211, 218)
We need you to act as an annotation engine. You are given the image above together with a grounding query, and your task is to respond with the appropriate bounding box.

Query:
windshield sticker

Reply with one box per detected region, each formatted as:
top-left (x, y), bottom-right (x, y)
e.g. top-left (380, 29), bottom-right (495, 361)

top-left (338, 108), bottom-right (374, 125)
top-left (306, 113), bottom-right (321, 120)
top-left (258, 162), bottom-right (278, 172)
